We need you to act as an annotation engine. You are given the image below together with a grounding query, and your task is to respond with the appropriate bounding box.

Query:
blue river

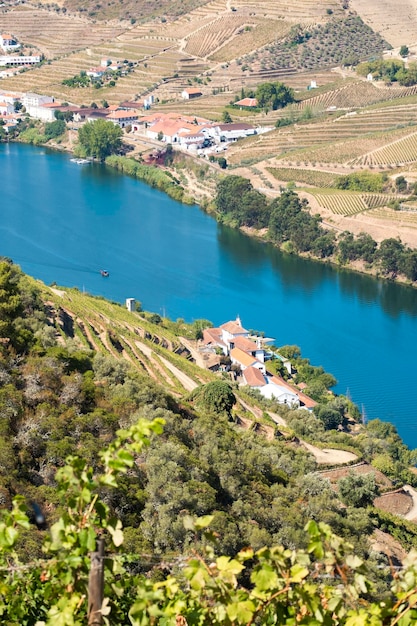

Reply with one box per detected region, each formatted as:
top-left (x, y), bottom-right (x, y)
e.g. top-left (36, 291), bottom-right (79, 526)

top-left (2, 143), bottom-right (417, 447)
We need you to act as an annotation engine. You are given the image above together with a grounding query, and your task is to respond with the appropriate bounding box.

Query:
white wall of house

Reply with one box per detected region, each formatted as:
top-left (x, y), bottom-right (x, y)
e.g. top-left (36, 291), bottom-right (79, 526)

top-left (22, 93), bottom-right (53, 108)
top-left (0, 102), bottom-right (14, 115)
top-left (25, 105), bottom-right (56, 121)
top-left (0, 56), bottom-right (40, 66)
top-left (260, 384), bottom-right (300, 407)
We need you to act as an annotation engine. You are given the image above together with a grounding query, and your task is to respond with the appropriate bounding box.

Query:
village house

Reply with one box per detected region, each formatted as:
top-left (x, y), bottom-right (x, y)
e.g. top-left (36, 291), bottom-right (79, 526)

top-left (106, 109), bottom-right (138, 128)
top-left (86, 67), bottom-right (105, 79)
top-left (230, 347), bottom-right (266, 374)
top-left (0, 100), bottom-right (14, 115)
top-left (0, 90), bottom-right (22, 105)
top-left (209, 122), bottom-right (257, 141)
top-left (201, 316), bottom-right (316, 410)
top-left (0, 33), bottom-right (20, 52)
top-left (181, 88), bottom-right (203, 100)
top-left (234, 97), bottom-right (258, 108)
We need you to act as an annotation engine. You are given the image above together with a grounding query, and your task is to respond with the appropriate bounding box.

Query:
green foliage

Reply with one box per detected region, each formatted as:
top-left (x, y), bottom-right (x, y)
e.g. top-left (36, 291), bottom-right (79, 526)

top-left (44, 119), bottom-right (66, 140)
top-left (191, 380), bottom-right (236, 416)
top-left (338, 471), bottom-right (380, 507)
top-left (77, 119), bottom-right (122, 161)
top-left (18, 127), bottom-right (47, 145)
top-left (222, 110), bottom-right (232, 123)
top-left (256, 81), bottom-right (295, 110)
top-left (106, 155), bottom-right (192, 204)
top-left (62, 71), bottom-right (90, 87)
top-left (335, 171), bottom-right (387, 192)
top-left (357, 58), bottom-right (417, 85)
top-left (268, 190), bottom-right (325, 252)
top-left (400, 45), bottom-right (409, 58)
top-left (215, 175), bottom-right (269, 227)
top-left (255, 16), bottom-right (390, 73)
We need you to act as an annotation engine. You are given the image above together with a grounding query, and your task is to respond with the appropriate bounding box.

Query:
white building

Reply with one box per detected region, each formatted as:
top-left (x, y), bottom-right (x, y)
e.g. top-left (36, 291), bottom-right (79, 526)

top-left (0, 101), bottom-right (14, 115)
top-left (0, 55), bottom-right (40, 67)
top-left (0, 33), bottom-right (20, 52)
top-left (106, 109), bottom-right (138, 128)
top-left (126, 298), bottom-right (135, 312)
top-left (22, 93), bottom-right (54, 108)
top-left (25, 104), bottom-right (56, 121)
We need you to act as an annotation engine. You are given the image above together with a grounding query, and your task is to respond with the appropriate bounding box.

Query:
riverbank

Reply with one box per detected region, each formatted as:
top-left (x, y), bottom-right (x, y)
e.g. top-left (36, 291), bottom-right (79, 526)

top-left (12, 132), bottom-right (417, 288)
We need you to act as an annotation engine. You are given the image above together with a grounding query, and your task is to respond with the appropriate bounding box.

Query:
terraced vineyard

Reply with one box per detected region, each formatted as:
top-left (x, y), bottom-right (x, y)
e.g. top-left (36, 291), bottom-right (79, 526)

top-left (0, 5), bottom-right (121, 57)
top-left (296, 80), bottom-right (417, 111)
top-left (184, 14), bottom-right (253, 58)
top-left (232, 0), bottom-right (343, 21)
top-left (227, 98), bottom-right (417, 167)
top-left (210, 18), bottom-right (290, 62)
top-left (310, 189), bottom-right (399, 215)
top-left (267, 167), bottom-right (339, 187)
top-left (351, 132), bottom-right (417, 167)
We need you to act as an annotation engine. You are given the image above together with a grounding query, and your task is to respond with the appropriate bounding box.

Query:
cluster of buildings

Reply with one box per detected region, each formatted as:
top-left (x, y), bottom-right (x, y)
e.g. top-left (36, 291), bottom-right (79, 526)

top-left (0, 86), bottom-right (271, 151)
top-left (0, 33), bottom-right (41, 72)
top-left (202, 317), bottom-right (316, 411)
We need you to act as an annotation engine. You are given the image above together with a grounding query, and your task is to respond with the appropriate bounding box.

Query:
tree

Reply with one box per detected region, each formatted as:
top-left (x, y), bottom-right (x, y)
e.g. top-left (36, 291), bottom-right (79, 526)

top-left (77, 119), bottom-right (123, 161)
top-left (256, 81), bottom-right (294, 110)
top-left (377, 237), bottom-right (404, 276)
top-left (192, 380), bottom-right (236, 416)
top-left (338, 471), bottom-right (380, 507)
top-left (400, 45), bottom-right (409, 57)
top-left (395, 175), bottom-right (408, 192)
top-left (44, 119), bottom-right (66, 140)
top-left (222, 110), bottom-right (232, 123)
top-left (316, 406), bottom-right (343, 430)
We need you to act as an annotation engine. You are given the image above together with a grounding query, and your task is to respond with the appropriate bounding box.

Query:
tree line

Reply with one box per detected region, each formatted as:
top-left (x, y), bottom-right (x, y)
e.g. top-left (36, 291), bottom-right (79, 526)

top-left (215, 176), bottom-right (417, 281)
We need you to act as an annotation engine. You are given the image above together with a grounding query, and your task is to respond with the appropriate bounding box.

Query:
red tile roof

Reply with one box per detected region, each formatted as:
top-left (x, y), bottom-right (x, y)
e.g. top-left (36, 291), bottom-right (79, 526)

top-left (220, 320), bottom-right (248, 335)
top-left (183, 88), bottom-right (203, 95)
top-left (243, 366), bottom-right (266, 387)
top-left (235, 97), bottom-right (258, 107)
top-left (232, 335), bottom-right (259, 353)
top-left (106, 110), bottom-right (138, 119)
top-left (230, 347), bottom-right (260, 368)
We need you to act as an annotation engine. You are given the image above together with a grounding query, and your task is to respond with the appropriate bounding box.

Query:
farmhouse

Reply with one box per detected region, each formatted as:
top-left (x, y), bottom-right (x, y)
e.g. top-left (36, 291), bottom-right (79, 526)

top-left (234, 97), bottom-right (258, 108)
top-left (106, 109), bottom-right (138, 128)
top-left (86, 67), bottom-right (105, 79)
top-left (0, 33), bottom-right (20, 51)
top-left (181, 88), bottom-right (203, 100)
top-left (209, 122), bottom-right (256, 141)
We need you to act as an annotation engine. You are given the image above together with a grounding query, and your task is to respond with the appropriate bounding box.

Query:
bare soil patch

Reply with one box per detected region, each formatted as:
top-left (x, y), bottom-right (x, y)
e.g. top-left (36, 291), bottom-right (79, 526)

top-left (318, 462), bottom-right (393, 488)
top-left (370, 529), bottom-right (408, 564)
top-left (374, 489), bottom-right (412, 516)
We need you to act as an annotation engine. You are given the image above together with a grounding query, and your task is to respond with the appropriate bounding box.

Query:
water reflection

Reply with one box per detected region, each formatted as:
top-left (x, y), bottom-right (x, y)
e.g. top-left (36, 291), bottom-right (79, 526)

top-left (218, 223), bottom-right (417, 318)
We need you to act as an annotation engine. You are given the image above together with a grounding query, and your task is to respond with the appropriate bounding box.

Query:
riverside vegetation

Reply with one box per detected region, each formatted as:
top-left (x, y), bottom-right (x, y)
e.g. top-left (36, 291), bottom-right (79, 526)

top-left (0, 258), bottom-right (417, 622)
top-left (214, 175), bottom-right (417, 282)
top-left (9, 116), bottom-right (417, 284)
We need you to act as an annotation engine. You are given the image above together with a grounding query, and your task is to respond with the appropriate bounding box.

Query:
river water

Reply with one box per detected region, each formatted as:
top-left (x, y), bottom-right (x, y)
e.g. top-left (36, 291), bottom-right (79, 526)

top-left (2, 143), bottom-right (417, 447)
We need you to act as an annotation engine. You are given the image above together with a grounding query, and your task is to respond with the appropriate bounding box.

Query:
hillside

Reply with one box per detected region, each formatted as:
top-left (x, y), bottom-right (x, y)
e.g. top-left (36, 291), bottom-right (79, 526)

top-left (0, 259), bottom-right (415, 619)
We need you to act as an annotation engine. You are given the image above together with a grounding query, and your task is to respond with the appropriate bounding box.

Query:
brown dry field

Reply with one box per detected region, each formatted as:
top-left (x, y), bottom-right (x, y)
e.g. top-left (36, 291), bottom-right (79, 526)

top-left (349, 0), bottom-right (417, 48)
top-left (301, 191), bottom-right (417, 249)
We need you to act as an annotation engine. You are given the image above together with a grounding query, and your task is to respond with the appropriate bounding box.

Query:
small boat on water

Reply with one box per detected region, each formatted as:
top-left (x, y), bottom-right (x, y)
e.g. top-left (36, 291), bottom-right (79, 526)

top-left (70, 158), bottom-right (91, 164)
top-left (100, 270), bottom-right (109, 277)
